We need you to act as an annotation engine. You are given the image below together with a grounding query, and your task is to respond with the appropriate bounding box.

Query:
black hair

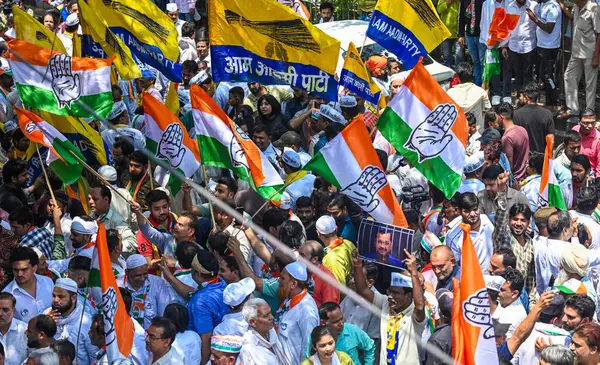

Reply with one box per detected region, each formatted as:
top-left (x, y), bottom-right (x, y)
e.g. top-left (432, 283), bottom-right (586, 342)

top-left (564, 130), bottom-right (582, 145)
top-left (221, 255), bottom-right (240, 275)
top-left (9, 206), bottom-right (34, 226)
top-left (429, 183), bottom-right (445, 204)
top-left (375, 149), bottom-right (388, 171)
top-left (0, 293), bottom-right (15, 308)
top-left (494, 247), bottom-right (517, 269)
top-left (262, 208), bottom-right (288, 231)
top-left (68, 255), bottom-right (91, 272)
top-left (179, 212), bottom-right (199, 235)
top-left (32, 314), bottom-right (57, 338)
top-left (229, 86), bottom-right (245, 100)
top-left (501, 267), bottom-right (524, 294)
top-left (119, 287), bottom-right (133, 313)
top-left (454, 192), bottom-right (479, 211)
top-left (547, 211), bottom-right (573, 239)
top-left (51, 339), bottom-right (76, 360)
top-left (325, 123), bottom-right (344, 141)
top-left (253, 124), bottom-right (271, 136)
top-left (497, 102), bottom-right (514, 119)
top-left (310, 326), bottom-right (334, 355)
top-left (216, 176), bottom-right (239, 195)
top-left (465, 112), bottom-right (477, 126)
top-left (521, 81), bottom-right (539, 102)
top-left (181, 22), bottom-right (195, 38)
top-left (2, 159), bottom-right (27, 184)
top-left (318, 302), bottom-right (340, 322)
top-left (113, 137), bottom-right (134, 155)
top-left (146, 189), bottom-right (170, 207)
top-left (364, 262), bottom-right (378, 282)
top-left (94, 185), bottom-right (112, 204)
top-left (319, 1), bottom-right (334, 11)
top-left (150, 317), bottom-right (177, 344)
top-left (10, 246), bottom-right (39, 265)
top-left (576, 186), bottom-right (600, 213)
top-left (279, 220), bottom-right (304, 250)
top-left (295, 196), bottom-right (313, 210)
top-left (572, 154), bottom-right (591, 172)
top-left (106, 229), bottom-right (121, 253)
top-left (565, 294), bottom-right (596, 321)
top-left (528, 152), bottom-right (544, 174)
top-left (194, 250), bottom-right (219, 278)
top-left (213, 198), bottom-right (236, 216)
top-left (175, 241), bottom-right (201, 269)
top-left (482, 164), bottom-right (505, 180)
top-left (208, 231), bottom-right (230, 256)
top-left (181, 60), bottom-right (198, 74)
top-left (580, 108), bottom-right (596, 119)
top-left (455, 62), bottom-right (474, 83)
top-left (327, 194), bottom-right (346, 211)
top-left (256, 94), bottom-right (282, 117)
top-left (403, 208), bottom-right (420, 227)
top-left (129, 150), bottom-right (148, 166)
top-left (509, 203), bottom-right (532, 220)
top-left (164, 303), bottom-right (189, 333)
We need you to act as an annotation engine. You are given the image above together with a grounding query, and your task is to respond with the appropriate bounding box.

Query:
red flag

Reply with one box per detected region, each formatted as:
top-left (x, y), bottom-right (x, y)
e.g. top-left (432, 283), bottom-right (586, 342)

top-left (487, 8), bottom-right (520, 46)
top-left (452, 224), bottom-right (499, 365)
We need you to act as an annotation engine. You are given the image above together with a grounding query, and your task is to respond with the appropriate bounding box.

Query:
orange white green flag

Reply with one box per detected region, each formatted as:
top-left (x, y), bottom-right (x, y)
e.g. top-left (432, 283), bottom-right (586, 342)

top-left (538, 135), bottom-right (566, 210)
top-left (452, 223), bottom-right (499, 365)
top-left (303, 116), bottom-right (408, 227)
top-left (7, 39), bottom-right (114, 119)
top-left (143, 92), bottom-right (201, 194)
top-left (190, 84), bottom-right (284, 199)
top-left (376, 60), bottom-right (468, 199)
top-left (89, 224), bottom-right (134, 362)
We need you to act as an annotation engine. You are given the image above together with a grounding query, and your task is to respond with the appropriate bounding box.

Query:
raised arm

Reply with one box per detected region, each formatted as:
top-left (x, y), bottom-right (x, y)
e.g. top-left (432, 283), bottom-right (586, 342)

top-left (351, 250), bottom-right (375, 303)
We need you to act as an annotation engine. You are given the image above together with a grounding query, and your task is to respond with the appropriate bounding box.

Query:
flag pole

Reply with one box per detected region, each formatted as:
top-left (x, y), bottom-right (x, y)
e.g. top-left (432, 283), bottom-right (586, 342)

top-left (250, 182), bottom-right (290, 220)
top-left (202, 165), bottom-right (217, 230)
top-left (35, 144), bottom-right (57, 205)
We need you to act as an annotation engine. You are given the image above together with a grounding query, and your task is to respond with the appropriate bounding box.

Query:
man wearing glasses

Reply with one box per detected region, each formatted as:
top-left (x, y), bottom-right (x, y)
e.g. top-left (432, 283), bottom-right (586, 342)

top-left (572, 109), bottom-right (600, 177)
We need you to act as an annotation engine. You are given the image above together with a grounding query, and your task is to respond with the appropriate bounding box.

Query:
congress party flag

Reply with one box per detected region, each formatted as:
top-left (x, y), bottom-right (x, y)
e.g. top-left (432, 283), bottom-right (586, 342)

top-left (84, 0), bottom-right (181, 82)
top-left (209, 0), bottom-right (341, 100)
top-left (538, 135), bottom-right (567, 210)
top-left (376, 61), bottom-right (467, 199)
top-left (452, 224), bottom-right (499, 365)
top-left (7, 39), bottom-right (114, 119)
top-left (78, 0), bottom-right (142, 80)
top-left (190, 85), bottom-right (284, 199)
top-left (366, 0), bottom-right (450, 69)
top-left (15, 106), bottom-right (85, 185)
top-left (143, 92), bottom-right (201, 194)
top-left (89, 224), bottom-right (135, 362)
top-left (339, 42), bottom-right (383, 106)
top-left (483, 8), bottom-right (520, 83)
top-left (13, 7), bottom-right (67, 53)
top-left (303, 117), bottom-right (408, 227)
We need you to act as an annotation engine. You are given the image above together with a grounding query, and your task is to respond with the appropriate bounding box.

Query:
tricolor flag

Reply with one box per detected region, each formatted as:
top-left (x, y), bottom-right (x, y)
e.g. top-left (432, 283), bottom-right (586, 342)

top-left (376, 61), bottom-right (468, 199)
top-left (190, 85), bottom-right (284, 199)
top-left (303, 117), bottom-right (408, 227)
top-left (339, 42), bottom-right (384, 108)
top-left (143, 92), bottom-right (201, 194)
top-left (538, 135), bottom-right (566, 210)
top-left (483, 8), bottom-right (520, 83)
top-left (7, 39), bottom-right (114, 119)
top-left (452, 223), bottom-right (499, 365)
top-left (366, 0), bottom-right (450, 69)
top-left (15, 106), bottom-right (85, 185)
top-left (89, 224), bottom-right (134, 362)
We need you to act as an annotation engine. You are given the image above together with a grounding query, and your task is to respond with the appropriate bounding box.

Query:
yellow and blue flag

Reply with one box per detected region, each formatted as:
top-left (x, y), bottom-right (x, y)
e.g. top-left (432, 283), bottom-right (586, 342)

top-left (339, 42), bottom-right (383, 106)
top-left (83, 0), bottom-right (181, 82)
top-left (209, 0), bottom-right (341, 101)
top-left (366, 0), bottom-right (450, 69)
top-left (78, 0), bottom-right (142, 80)
top-left (13, 6), bottom-right (67, 53)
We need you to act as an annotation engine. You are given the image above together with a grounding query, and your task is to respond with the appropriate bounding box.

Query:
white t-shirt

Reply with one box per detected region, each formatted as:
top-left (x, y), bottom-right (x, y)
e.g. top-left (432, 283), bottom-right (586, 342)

top-left (536, 0), bottom-right (562, 49)
top-left (445, 215), bottom-right (495, 272)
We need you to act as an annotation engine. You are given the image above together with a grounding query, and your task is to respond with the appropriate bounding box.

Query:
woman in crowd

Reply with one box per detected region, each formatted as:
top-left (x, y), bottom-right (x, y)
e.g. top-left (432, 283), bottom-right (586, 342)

top-left (255, 95), bottom-right (289, 141)
top-left (301, 326), bottom-right (354, 365)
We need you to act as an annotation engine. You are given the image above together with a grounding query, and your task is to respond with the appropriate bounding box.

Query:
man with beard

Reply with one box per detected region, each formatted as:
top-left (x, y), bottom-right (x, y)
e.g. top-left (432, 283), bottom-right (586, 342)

top-left (121, 151), bottom-right (158, 212)
top-left (543, 294), bottom-right (595, 348)
top-left (123, 255), bottom-right (170, 330)
top-left (212, 199), bottom-right (252, 264)
top-left (0, 160), bottom-right (28, 214)
top-left (24, 315), bottom-right (56, 351)
top-left (46, 278), bottom-right (96, 365)
top-left (66, 256), bottom-right (96, 316)
top-left (563, 154), bottom-right (592, 209)
top-left (88, 186), bottom-right (136, 253)
top-left (42, 192), bottom-right (72, 256)
top-left (295, 197), bottom-right (318, 242)
top-left (327, 195), bottom-right (357, 243)
top-left (47, 217), bottom-right (98, 276)
top-left (316, 216), bottom-right (355, 286)
top-left (478, 129), bottom-right (515, 185)
top-left (297, 240), bottom-right (340, 308)
top-left (0, 293), bottom-right (27, 365)
top-left (3, 247), bottom-right (53, 324)
top-left (492, 171), bottom-right (535, 299)
top-left (112, 138), bottom-right (134, 186)
top-left (478, 165), bottom-right (529, 222)
top-left (445, 192), bottom-right (495, 271)
top-left (283, 87), bottom-right (310, 121)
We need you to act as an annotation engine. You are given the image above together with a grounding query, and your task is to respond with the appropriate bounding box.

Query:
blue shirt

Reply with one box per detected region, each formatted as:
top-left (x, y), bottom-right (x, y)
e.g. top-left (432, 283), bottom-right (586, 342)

top-left (304, 323), bottom-right (376, 365)
top-left (339, 216), bottom-right (357, 243)
top-left (188, 278), bottom-right (230, 335)
top-left (314, 134), bottom-right (328, 154)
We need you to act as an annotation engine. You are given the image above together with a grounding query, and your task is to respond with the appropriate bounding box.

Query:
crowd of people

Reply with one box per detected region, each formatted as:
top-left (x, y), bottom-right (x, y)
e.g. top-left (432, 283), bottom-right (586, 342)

top-left (0, 0), bottom-right (595, 364)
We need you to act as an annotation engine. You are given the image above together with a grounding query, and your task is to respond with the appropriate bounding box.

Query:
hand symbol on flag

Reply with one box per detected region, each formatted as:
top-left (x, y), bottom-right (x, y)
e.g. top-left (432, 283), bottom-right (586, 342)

top-left (101, 287), bottom-right (118, 347)
top-left (156, 123), bottom-right (186, 168)
top-left (463, 289), bottom-right (494, 339)
top-left (49, 53), bottom-right (81, 109)
top-left (341, 165), bottom-right (387, 213)
top-left (405, 104), bottom-right (457, 163)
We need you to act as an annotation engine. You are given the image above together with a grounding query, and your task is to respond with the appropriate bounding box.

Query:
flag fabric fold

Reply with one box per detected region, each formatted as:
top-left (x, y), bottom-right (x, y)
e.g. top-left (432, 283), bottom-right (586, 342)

top-left (452, 223), bottom-right (500, 365)
top-left (366, 0), bottom-right (450, 69)
top-left (538, 135), bottom-right (566, 210)
top-left (303, 116), bottom-right (408, 227)
top-left (190, 84), bottom-right (284, 199)
top-left (13, 6), bottom-right (67, 53)
top-left (7, 39), bottom-right (114, 119)
top-left (339, 42), bottom-right (384, 107)
top-left (143, 92), bottom-right (201, 194)
top-left (208, 0), bottom-right (341, 100)
top-left (15, 106), bottom-right (84, 185)
top-left (89, 224), bottom-right (135, 362)
top-left (376, 61), bottom-right (468, 199)
top-left (483, 8), bottom-right (520, 83)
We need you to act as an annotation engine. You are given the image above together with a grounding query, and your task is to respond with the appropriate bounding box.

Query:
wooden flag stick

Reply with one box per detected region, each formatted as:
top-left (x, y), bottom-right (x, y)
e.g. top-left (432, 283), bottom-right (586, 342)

top-left (35, 144), bottom-right (57, 205)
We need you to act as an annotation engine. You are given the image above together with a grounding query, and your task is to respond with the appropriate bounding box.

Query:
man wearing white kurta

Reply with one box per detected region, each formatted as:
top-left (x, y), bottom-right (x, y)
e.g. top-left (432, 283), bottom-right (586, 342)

top-left (274, 261), bottom-right (319, 365)
top-left (213, 278), bottom-right (254, 337)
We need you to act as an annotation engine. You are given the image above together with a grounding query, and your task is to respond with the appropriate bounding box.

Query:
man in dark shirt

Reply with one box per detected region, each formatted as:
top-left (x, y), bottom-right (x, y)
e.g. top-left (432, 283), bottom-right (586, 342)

top-left (0, 160), bottom-right (29, 214)
top-left (514, 82), bottom-right (555, 153)
top-left (425, 289), bottom-right (452, 365)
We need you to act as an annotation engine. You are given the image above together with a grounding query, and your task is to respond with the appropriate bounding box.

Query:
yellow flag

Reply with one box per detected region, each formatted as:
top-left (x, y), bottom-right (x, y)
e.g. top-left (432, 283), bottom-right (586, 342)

top-left (165, 82), bottom-right (180, 116)
top-left (14, 7), bottom-right (66, 53)
top-left (339, 42), bottom-right (383, 106)
top-left (78, 0), bottom-right (141, 80)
